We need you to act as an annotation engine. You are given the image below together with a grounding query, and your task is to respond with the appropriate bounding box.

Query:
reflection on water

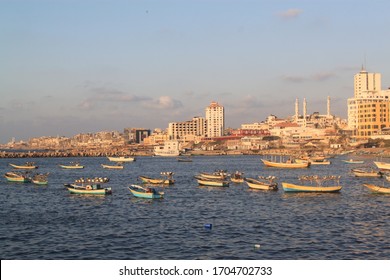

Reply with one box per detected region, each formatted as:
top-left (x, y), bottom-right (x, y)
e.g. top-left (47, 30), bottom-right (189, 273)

top-left (0, 155), bottom-right (389, 259)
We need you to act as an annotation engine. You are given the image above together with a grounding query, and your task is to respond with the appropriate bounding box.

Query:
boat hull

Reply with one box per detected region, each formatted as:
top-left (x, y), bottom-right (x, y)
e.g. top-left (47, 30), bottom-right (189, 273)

top-left (282, 182), bottom-right (342, 192)
top-left (9, 163), bottom-right (38, 169)
top-left (5, 173), bottom-right (31, 183)
top-left (245, 178), bottom-right (277, 190)
top-left (107, 156), bottom-right (135, 162)
top-left (128, 186), bottom-right (164, 199)
top-left (65, 184), bottom-right (112, 195)
top-left (342, 160), bottom-right (364, 164)
top-left (351, 169), bottom-right (382, 177)
top-left (195, 176), bottom-right (229, 187)
top-left (59, 165), bottom-right (84, 169)
top-left (32, 180), bottom-right (48, 185)
top-left (363, 184), bottom-right (390, 194)
top-left (262, 159), bottom-right (309, 168)
top-left (139, 176), bottom-right (174, 185)
top-left (101, 164), bottom-right (123, 169)
top-left (373, 161), bottom-right (390, 171)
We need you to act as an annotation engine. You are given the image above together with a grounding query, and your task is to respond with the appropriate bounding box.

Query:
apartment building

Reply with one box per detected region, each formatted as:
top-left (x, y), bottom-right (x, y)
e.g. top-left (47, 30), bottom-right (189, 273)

top-left (205, 101), bottom-right (225, 137)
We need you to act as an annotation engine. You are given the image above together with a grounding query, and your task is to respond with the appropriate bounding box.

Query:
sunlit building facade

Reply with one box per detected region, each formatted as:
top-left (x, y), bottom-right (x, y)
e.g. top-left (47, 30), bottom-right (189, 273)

top-left (205, 101), bottom-right (224, 138)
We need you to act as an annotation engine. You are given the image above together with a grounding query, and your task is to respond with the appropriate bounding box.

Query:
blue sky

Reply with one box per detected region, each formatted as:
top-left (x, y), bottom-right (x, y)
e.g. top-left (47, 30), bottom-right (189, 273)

top-left (1, 0), bottom-right (390, 143)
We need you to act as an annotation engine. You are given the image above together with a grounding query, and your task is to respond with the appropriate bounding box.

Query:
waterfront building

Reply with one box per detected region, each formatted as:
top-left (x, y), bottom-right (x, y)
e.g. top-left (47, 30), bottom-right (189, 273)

top-left (348, 68), bottom-right (390, 138)
top-left (168, 116), bottom-right (207, 140)
top-left (205, 101), bottom-right (224, 138)
top-left (124, 128), bottom-right (151, 144)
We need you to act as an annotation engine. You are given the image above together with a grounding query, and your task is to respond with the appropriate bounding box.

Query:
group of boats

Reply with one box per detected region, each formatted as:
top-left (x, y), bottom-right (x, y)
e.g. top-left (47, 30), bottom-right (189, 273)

top-left (5, 162), bottom-right (49, 184)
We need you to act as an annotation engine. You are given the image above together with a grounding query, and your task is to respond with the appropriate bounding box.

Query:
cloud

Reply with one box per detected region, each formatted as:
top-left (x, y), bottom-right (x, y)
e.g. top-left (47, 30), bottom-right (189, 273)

top-left (311, 72), bottom-right (336, 81)
top-left (78, 86), bottom-right (149, 110)
top-left (281, 75), bottom-right (307, 83)
top-left (277, 8), bottom-right (303, 20)
top-left (143, 96), bottom-right (183, 110)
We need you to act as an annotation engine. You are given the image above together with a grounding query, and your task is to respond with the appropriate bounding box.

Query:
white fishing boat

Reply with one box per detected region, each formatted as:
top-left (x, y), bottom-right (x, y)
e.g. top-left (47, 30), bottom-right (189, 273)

top-left (154, 140), bottom-right (180, 157)
top-left (107, 156), bottom-right (136, 162)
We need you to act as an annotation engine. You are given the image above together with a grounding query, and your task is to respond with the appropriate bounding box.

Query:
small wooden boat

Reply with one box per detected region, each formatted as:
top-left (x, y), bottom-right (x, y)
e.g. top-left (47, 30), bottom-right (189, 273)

top-left (177, 156), bottom-right (193, 162)
top-left (342, 159), bottom-right (364, 164)
top-left (4, 172), bottom-right (31, 183)
top-left (245, 176), bottom-right (277, 191)
top-left (64, 177), bottom-right (112, 195)
top-left (373, 161), bottom-right (390, 171)
top-left (107, 156), bottom-right (136, 162)
top-left (261, 159), bottom-right (310, 168)
top-left (295, 159), bottom-right (331, 165)
top-left (363, 184), bottom-right (390, 194)
top-left (199, 170), bottom-right (228, 180)
top-left (9, 162), bottom-right (38, 169)
top-left (32, 173), bottom-right (49, 185)
top-left (351, 168), bottom-right (382, 178)
top-left (128, 184), bottom-right (164, 199)
top-left (101, 164), bottom-right (124, 169)
top-left (194, 175), bottom-right (229, 187)
top-left (59, 162), bottom-right (84, 169)
top-left (230, 171), bottom-right (244, 183)
top-left (139, 172), bottom-right (175, 185)
top-left (282, 175), bottom-right (342, 192)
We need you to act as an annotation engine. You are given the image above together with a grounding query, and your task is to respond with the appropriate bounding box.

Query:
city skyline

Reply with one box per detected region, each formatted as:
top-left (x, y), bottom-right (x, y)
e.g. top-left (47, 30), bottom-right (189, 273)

top-left (1, 0), bottom-right (390, 143)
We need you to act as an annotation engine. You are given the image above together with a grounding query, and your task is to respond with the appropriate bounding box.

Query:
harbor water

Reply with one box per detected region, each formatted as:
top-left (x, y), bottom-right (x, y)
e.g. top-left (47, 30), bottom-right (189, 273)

top-left (0, 155), bottom-right (389, 259)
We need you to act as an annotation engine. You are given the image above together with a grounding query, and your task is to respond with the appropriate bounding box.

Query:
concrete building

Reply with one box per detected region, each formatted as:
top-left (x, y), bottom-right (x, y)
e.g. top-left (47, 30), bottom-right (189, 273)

top-left (168, 116), bottom-right (207, 140)
top-left (205, 101), bottom-right (224, 138)
top-left (348, 68), bottom-right (390, 138)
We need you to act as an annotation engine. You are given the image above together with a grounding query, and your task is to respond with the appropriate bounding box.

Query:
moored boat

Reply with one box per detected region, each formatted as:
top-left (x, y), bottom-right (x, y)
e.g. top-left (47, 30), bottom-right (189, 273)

top-left (59, 162), bottom-right (84, 169)
top-left (295, 159), bottom-right (331, 165)
top-left (282, 175), bottom-right (342, 192)
top-left (373, 161), bottom-right (390, 171)
top-left (32, 173), bottom-right (49, 185)
top-left (177, 156), bottom-right (193, 162)
top-left (9, 162), bottom-right (38, 169)
top-left (128, 184), bottom-right (164, 199)
top-left (245, 176), bottom-right (277, 191)
top-left (363, 184), bottom-right (390, 194)
top-left (199, 170), bottom-right (228, 180)
top-left (230, 171), bottom-right (245, 183)
top-left (139, 172), bottom-right (175, 185)
top-left (261, 158), bottom-right (310, 168)
top-left (4, 172), bottom-right (31, 183)
top-left (101, 164), bottom-right (124, 169)
top-left (64, 177), bottom-right (112, 195)
top-left (351, 168), bottom-right (382, 178)
top-left (107, 156), bottom-right (136, 162)
top-left (342, 159), bottom-right (364, 164)
top-left (194, 175), bottom-right (229, 187)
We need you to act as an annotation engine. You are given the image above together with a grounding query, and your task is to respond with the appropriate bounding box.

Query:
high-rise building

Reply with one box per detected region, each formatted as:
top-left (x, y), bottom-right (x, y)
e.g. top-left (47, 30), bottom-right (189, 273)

top-left (348, 68), bottom-right (390, 138)
top-left (205, 101), bottom-right (225, 138)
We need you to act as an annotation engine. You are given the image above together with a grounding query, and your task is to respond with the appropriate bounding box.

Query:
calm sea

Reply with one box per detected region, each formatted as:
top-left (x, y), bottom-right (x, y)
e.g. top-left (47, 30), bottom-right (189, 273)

top-left (0, 155), bottom-right (389, 260)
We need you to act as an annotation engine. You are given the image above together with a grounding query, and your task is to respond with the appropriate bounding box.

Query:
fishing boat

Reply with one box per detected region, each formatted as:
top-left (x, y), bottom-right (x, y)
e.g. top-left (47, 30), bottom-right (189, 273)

top-left (128, 184), bottom-right (164, 199)
top-left (295, 158), bottom-right (331, 165)
top-left (351, 168), bottom-right (382, 178)
top-left (177, 156), bottom-right (193, 162)
top-left (199, 170), bottom-right (228, 180)
top-left (107, 156), bottom-right (136, 162)
top-left (282, 175), bottom-right (342, 192)
top-left (245, 176), bottom-right (278, 191)
top-left (4, 172), bottom-right (31, 183)
top-left (373, 161), bottom-right (390, 171)
top-left (230, 171), bottom-right (245, 183)
top-left (342, 159), bottom-right (364, 164)
top-left (194, 175), bottom-right (229, 187)
top-left (363, 184), bottom-right (390, 194)
top-left (64, 177), bottom-right (112, 195)
top-left (59, 162), bottom-right (84, 169)
top-left (139, 172), bottom-right (175, 185)
top-left (261, 158), bottom-right (310, 168)
top-left (9, 162), bottom-right (38, 169)
top-left (32, 173), bottom-right (49, 185)
top-left (101, 164), bottom-right (124, 169)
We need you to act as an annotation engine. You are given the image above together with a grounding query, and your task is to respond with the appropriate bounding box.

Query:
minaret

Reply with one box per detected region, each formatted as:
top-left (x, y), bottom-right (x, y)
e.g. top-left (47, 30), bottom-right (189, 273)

top-left (303, 98), bottom-right (307, 119)
top-left (295, 98), bottom-right (299, 121)
top-left (327, 96), bottom-right (331, 117)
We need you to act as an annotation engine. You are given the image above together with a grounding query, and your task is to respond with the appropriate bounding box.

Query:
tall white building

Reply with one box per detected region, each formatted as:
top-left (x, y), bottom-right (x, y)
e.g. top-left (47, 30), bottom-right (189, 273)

top-left (205, 101), bottom-right (225, 138)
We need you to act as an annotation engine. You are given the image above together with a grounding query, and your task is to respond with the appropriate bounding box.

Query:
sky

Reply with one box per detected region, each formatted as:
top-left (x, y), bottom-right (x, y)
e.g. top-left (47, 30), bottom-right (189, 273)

top-left (1, 0), bottom-right (390, 144)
